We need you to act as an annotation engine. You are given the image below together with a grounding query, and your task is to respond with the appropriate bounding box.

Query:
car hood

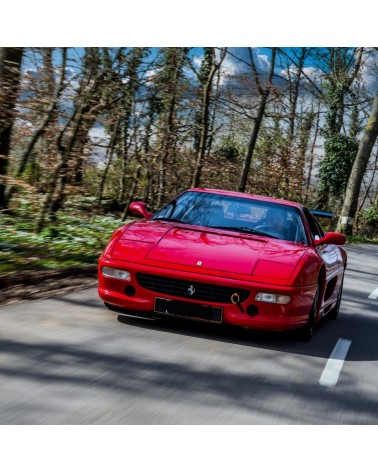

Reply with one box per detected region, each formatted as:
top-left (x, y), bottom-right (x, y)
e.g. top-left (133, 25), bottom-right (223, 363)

top-left (146, 226), bottom-right (267, 275)
top-left (110, 221), bottom-right (308, 282)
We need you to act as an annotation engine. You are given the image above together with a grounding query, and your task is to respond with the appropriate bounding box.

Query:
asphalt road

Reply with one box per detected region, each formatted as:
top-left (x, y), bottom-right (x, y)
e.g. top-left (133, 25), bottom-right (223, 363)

top-left (0, 244), bottom-right (377, 424)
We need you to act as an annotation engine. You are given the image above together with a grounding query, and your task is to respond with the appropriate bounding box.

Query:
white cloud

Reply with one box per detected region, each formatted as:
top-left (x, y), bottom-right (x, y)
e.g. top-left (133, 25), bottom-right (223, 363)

top-left (359, 48), bottom-right (378, 94)
top-left (280, 64), bottom-right (322, 86)
top-left (221, 53), bottom-right (239, 77)
top-left (89, 126), bottom-right (110, 165)
top-left (192, 56), bottom-right (202, 69)
top-left (224, 48), bottom-right (271, 75)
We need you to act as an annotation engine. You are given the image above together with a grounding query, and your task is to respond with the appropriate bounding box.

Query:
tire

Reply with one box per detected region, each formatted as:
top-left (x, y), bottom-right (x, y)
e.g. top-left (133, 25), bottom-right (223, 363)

top-left (327, 273), bottom-right (344, 320)
top-left (297, 285), bottom-right (319, 342)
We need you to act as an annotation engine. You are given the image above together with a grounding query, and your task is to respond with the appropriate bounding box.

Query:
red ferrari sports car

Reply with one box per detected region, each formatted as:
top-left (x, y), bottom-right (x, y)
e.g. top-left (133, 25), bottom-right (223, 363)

top-left (98, 188), bottom-right (347, 340)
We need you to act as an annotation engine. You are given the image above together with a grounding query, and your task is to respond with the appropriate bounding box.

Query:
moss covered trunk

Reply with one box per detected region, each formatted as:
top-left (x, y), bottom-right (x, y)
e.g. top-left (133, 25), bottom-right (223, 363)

top-left (337, 92), bottom-right (378, 235)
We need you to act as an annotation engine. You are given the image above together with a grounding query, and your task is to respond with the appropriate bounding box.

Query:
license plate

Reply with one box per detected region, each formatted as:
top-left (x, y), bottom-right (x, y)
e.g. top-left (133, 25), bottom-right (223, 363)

top-left (154, 297), bottom-right (223, 323)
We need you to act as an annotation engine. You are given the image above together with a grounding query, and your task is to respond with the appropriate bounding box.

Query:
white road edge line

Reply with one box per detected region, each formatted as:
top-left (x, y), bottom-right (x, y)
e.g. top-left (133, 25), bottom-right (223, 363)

top-left (368, 288), bottom-right (378, 299)
top-left (319, 338), bottom-right (352, 387)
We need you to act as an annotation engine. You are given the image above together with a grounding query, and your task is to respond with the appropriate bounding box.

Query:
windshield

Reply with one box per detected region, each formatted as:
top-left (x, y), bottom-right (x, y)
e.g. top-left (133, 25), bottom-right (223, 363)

top-left (152, 191), bottom-right (307, 243)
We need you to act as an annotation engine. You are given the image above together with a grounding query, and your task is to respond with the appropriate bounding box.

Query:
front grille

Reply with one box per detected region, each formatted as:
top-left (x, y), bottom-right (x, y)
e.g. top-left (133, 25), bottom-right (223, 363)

top-left (136, 273), bottom-right (250, 304)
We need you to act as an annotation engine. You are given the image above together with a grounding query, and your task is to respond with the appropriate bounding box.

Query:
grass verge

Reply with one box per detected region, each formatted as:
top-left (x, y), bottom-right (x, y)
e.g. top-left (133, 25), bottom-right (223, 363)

top-left (0, 212), bottom-right (129, 276)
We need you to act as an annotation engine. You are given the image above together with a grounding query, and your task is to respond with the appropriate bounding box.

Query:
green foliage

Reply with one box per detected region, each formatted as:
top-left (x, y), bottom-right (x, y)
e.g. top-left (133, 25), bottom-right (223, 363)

top-left (318, 134), bottom-right (358, 198)
top-left (346, 235), bottom-right (378, 244)
top-left (361, 205), bottom-right (378, 224)
top-left (2, 47), bottom-right (376, 250)
top-left (213, 133), bottom-right (248, 161)
top-left (317, 51), bottom-right (361, 207)
top-left (214, 144), bottom-right (240, 160)
top-left (198, 48), bottom-right (215, 85)
top-left (0, 212), bottom-right (128, 275)
top-left (359, 205), bottom-right (378, 239)
top-left (323, 82), bottom-right (346, 136)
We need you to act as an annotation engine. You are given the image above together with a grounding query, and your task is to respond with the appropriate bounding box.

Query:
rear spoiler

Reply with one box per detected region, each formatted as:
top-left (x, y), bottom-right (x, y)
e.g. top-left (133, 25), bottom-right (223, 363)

top-left (310, 210), bottom-right (334, 219)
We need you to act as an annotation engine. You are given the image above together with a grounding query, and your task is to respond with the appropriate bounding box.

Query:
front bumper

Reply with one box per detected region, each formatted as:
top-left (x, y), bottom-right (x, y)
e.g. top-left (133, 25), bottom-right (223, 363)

top-left (98, 257), bottom-right (317, 331)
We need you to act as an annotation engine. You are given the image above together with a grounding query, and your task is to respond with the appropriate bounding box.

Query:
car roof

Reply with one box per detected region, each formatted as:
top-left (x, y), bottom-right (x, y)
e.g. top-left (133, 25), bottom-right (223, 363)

top-left (190, 188), bottom-right (304, 210)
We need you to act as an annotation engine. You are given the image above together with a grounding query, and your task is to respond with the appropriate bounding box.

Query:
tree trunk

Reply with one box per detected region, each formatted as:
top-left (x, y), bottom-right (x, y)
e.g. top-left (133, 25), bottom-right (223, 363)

top-left (288, 48), bottom-right (306, 141)
top-left (337, 92), bottom-right (378, 235)
top-left (5, 48), bottom-right (67, 205)
top-left (192, 48), bottom-right (226, 188)
top-left (294, 108), bottom-right (316, 198)
top-left (118, 48), bottom-right (146, 203)
top-left (36, 95), bottom-right (102, 231)
top-left (0, 47), bottom-right (23, 209)
top-left (305, 105), bottom-right (321, 203)
top-left (46, 50), bottom-right (107, 221)
top-left (48, 102), bottom-right (87, 219)
top-left (96, 117), bottom-right (120, 206)
top-left (156, 49), bottom-right (187, 208)
top-left (238, 48), bottom-right (276, 193)
top-left (121, 164), bottom-right (141, 220)
top-left (238, 97), bottom-right (268, 192)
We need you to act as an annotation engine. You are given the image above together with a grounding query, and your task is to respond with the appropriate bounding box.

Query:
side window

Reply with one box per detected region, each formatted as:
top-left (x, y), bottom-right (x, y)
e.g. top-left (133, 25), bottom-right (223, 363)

top-left (303, 209), bottom-right (324, 240)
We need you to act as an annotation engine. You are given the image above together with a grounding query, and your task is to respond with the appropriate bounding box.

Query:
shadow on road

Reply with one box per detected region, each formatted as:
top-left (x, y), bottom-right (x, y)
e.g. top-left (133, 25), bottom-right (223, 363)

top-left (0, 332), bottom-right (377, 424)
top-left (46, 277), bottom-right (378, 363)
top-left (111, 300), bottom-right (378, 362)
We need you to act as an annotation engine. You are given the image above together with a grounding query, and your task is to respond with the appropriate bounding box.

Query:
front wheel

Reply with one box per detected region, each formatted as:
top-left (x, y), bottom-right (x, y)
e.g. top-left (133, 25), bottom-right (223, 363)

top-left (327, 272), bottom-right (344, 320)
top-left (296, 286), bottom-right (319, 342)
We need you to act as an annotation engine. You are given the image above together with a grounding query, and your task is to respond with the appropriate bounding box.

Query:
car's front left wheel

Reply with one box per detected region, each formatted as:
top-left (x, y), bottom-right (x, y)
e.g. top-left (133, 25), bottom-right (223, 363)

top-left (327, 271), bottom-right (345, 320)
top-left (296, 285), bottom-right (319, 342)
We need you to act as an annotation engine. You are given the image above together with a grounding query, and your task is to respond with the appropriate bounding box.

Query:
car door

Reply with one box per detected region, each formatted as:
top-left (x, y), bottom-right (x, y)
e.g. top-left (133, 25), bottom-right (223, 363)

top-left (303, 209), bottom-right (339, 278)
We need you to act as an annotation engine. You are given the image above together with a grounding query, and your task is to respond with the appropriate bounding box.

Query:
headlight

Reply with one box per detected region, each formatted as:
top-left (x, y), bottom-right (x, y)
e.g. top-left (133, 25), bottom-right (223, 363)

top-left (255, 292), bottom-right (291, 305)
top-left (101, 266), bottom-right (131, 281)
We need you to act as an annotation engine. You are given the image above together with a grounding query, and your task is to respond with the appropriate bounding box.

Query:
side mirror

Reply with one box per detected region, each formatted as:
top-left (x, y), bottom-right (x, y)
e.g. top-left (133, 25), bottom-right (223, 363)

top-left (129, 201), bottom-right (154, 219)
top-left (314, 232), bottom-right (346, 246)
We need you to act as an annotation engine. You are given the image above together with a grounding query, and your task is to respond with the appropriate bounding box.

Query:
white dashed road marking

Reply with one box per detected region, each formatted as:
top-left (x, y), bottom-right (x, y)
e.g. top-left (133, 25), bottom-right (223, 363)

top-left (319, 338), bottom-right (352, 387)
top-left (368, 288), bottom-right (378, 300)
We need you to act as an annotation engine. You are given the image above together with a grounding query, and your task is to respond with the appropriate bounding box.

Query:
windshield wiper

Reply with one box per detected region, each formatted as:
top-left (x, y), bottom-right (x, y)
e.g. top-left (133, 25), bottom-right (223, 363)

top-left (210, 226), bottom-right (280, 239)
top-left (153, 217), bottom-right (184, 223)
